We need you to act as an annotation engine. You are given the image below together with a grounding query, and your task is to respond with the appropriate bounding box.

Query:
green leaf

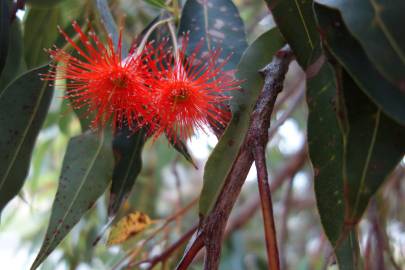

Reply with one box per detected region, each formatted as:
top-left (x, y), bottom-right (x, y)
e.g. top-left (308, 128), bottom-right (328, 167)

top-left (24, 6), bottom-right (61, 69)
top-left (179, 0), bottom-right (248, 71)
top-left (0, 0), bottom-right (10, 75)
top-left (0, 65), bottom-right (54, 214)
top-left (95, 0), bottom-right (128, 55)
top-left (306, 62), bottom-right (345, 245)
top-left (199, 28), bottom-right (285, 216)
top-left (167, 134), bottom-right (197, 168)
top-left (316, 0), bottom-right (405, 88)
top-left (109, 128), bottom-right (146, 217)
top-left (0, 18), bottom-right (25, 92)
top-left (314, 3), bottom-right (405, 125)
top-left (308, 4), bottom-right (405, 258)
top-left (144, 0), bottom-right (167, 9)
top-left (341, 71), bottom-right (405, 223)
top-left (31, 130), bottom-right (114, 270)
top-left (335, 230), bottom-right (361, 270)
top-left (265, 0), bottom-right (321, 68)
top-left (26, 0), bottom-right (67, 8)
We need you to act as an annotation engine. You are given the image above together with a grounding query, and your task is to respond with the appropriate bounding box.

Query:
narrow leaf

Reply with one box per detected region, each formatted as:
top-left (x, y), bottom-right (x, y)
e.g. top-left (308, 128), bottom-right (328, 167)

top-left (95, 0), bottom-right (128, 55)
top-left (307, 62), bottom-right (345, 245)
top-left (109, 128), bottom-right (146, 217)
top-left (0, 0), bottom-right (10, 75)
top-left (199, 28), bottom-right (285, 216)
top-left (179, 0), bottom-right (248, 71)
top-left (314, 3), bottom-right (405, 125)
top-left (0, 18), bottom-right (25, 92)
top-left (0, 65), bottom-right (53, 214)
top-left (31, 130), bottom-right (114, 270)
top-left (316, 0), bottom-right (405, 88)
top-left (26, 0), bottom-right (67, 8)
top-left (265, 0), bottom-right (321, 68)
top-left (24, 6), bottom-right (61, 69)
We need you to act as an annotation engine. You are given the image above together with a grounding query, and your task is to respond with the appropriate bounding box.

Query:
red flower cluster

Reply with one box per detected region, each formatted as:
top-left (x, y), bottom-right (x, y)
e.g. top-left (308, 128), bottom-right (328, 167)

top-left (46, 22), bottom-right (241, 141)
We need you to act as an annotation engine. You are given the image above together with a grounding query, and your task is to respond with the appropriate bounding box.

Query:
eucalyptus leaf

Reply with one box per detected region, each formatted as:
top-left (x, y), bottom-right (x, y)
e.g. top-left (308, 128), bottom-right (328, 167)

top-left (95, 0), bottom-right (128, 55)
top-left (109, 128), bottom-right (146, 217)
top-left (31, 130), bottom-right (114, 270)
top-left (24, 6), bottom-right (61, 69)
top-left (314, 3), bottom-right (405, 125)
top-left (316, 0), bottom-right (405, 88)
top-left (179, 0), bottom-right (248, 71)
top-left (26, 0), bottom-right (67, 8)
top-left (0, 0), bottom-right (9, 75)
top-left (0, 65), bottom-right (53, 214)
top-left (265, 0), bottom-right (321, 68)
top-left (306, 62), bottom-right (345, 245)
top-left (0, 18), bottom-right (25, 92)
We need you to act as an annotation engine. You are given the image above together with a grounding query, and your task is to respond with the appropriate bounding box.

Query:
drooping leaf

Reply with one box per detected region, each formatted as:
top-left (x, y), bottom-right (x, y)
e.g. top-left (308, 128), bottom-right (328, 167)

top-left (341, 71), bottom-right (405, 224)
top-left (26, 0), bottom-right (67, 8)
top-left (31, 130), bottom-right (114, 270)
top-left (316, 0), bottom-right (405, 88)
top-left (109, 128), bottom-right (146, 217)
top-left (0, 65), bottom-right (53, 214)
top-left (95, 0), bottom-right (128, 55)
top-left (0, 18), bottom-right (25, 92)
top-left (314, 3), bottom-right (405, 125)
top-left (306, 61), bottom-right (345, 245)
top-left (199, 28), bottom-right (285, 216)
top-left (143, 0), bottom-right (168, 9)
top-left (335, 229), bottom-right (361, 270)
top-left (107, 211), bottom-right (152, 245)
top-left (24, 6), bottom-right (61, 69)
top-left (167, 134), bottom-right (197, 168)
top-left (178, 0), bottom-right (248, 71)
top-left (265, 0), bottom-right (321, 68)
top-left (0, 0), bottom-right (10, 75)
top-left (308, 6), bottom-right (405, 266)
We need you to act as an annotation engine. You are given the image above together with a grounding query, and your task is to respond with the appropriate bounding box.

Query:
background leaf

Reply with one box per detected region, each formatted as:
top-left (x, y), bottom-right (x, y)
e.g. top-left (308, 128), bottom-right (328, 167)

top-left (314, 3), bottom-right (405, 125)
top-left (107, 211), bottom-right (152, 245)
top-left (95, 0), bottom-right (128, 54)
top-left (0, 18), bottom-right (25, 91)
top-left (265, 0), bottom-right (321, 68)
top-left (178, 0), bottom-right (248, 71)
top-left (0, 0), bottom-right (10, 75)
top-left (109, 129), bottom-right (146, 217)
top-left (306, 61), bottom-right (345, 245)
top-left (316, 0), bottom-right (405, 88)
top-left (307, 5), bottom-right (405, 269)
top-left (0, 65), bottom-right (53, 215)
top-left (26, 0), bottom-right (67, 8)
top-left (199, 28), bottom-right (285, 216)
top-left (24, 6), bottom-right (62, 69)
top-left (31, 130), bottom-right (114, 270)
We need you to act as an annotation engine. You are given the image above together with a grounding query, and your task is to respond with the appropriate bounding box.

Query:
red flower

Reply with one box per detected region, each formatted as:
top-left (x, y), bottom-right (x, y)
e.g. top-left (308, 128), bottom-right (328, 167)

top-left (148, 37), bottom-right (241, 141)
top-left (45, 21), bottom-right (154, 131)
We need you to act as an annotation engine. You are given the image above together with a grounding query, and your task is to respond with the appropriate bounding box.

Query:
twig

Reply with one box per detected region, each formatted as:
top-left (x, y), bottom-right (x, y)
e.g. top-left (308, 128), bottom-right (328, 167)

top-left (129, 224), bottom-right (198, 269)
top-left (225, 147), bottom-right (307, 234)
top-left (279, 175), bottom-right (294, 270)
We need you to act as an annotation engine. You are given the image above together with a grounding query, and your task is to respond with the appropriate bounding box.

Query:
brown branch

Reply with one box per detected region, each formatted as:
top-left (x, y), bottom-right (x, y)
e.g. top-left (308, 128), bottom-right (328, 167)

top-left (176, 46), bottom-right (294, 270)
top-left (176, 231), bottom-right (205, 270)
top-left (249, 51), bottom-right (295, 270)
top-left (279, 174), bottom-right (294, 270)
top-left (225, 147), bottom-right (307, 234)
